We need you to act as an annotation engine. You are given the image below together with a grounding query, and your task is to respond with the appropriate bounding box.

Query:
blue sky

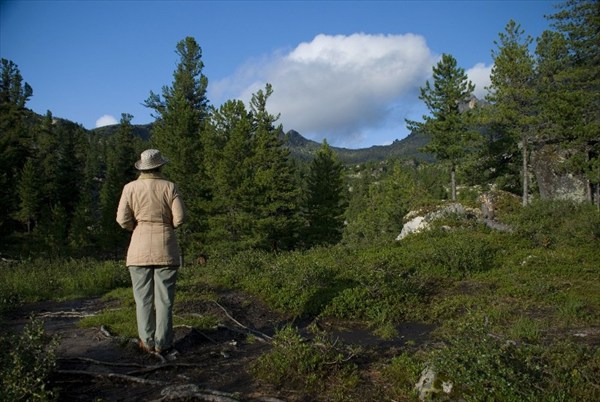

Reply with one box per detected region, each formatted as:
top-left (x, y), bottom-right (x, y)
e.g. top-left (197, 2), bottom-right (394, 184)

top-left (1, 0), bottom-right (558, 149)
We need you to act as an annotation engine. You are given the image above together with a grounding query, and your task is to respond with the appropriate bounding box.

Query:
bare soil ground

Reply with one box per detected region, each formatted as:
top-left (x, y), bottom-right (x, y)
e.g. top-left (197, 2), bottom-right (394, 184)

top-left (5, 289), bottom-right (435, 401)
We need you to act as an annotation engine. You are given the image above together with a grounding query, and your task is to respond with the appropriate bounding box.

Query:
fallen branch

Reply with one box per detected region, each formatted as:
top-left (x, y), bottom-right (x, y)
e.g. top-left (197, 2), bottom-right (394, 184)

top-left (58, 357), bottom-right (146, 368)
top-left (56, 370), bottom-right (242, 401)
top-left (174, 323), bottom-right (219, 344)
top-left (36, 311), bottom-right (95, 318)
top-left (55, 369), bottom-right (167, 386)
top-left (126, 362), bottom-right (205, 376)
top-left (212, 300), bottom-right (273, 342)
top-left (152, 384), bottom-right (241, 402)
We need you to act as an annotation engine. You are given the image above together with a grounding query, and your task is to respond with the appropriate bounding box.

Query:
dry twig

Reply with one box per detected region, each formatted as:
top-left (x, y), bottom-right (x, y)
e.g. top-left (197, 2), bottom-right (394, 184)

top-left (212, 300), bottom-right (273, 342)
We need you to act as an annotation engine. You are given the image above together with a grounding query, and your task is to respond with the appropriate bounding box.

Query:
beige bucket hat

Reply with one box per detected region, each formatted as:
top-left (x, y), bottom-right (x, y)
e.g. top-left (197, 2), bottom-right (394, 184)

top-left (134, 149), bottom-right (169, 170)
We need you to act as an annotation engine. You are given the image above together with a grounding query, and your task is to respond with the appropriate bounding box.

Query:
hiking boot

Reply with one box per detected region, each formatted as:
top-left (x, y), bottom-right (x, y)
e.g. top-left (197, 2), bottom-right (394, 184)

top-left (137, 339), bottom-right (155, 353)
top-left (156, 346), bottom-right (178, 361)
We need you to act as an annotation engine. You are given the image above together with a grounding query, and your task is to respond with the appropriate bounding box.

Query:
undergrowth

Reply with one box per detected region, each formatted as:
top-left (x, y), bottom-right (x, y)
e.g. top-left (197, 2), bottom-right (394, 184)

top-left (0, 200), bottom-right (598, 400)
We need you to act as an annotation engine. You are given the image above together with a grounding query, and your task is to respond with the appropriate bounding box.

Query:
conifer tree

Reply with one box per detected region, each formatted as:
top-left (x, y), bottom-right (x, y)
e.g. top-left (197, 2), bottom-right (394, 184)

top-left (204, 99), bottom-right (256, 252)
top-left (545, 0), bottom-right (600, 204)
top-left (144, 36), bottom-right (210, 242)
top-left (36, 111), bottom-right (61, 210)
top-left (303, 140), bottom-right (346, 248)
top-left (487, 20), bottom-right (536, 206)
top-left (247, 84), bottom-right (302, 251)
top-left (0, 59), bottom-right (33, 238)
top-left (406, 54), bottom-right (479, 201)
top-left (99, 113), bottom-right (137, 254)
top-left (69, 132), bottom-right (103, 254)
top-left (15, 157), bottom-right (41, 234)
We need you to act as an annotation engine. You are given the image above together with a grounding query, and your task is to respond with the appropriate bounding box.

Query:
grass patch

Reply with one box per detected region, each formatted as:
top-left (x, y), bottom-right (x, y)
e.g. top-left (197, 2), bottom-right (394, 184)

top-left (0, 258), bottom-right (128, 318)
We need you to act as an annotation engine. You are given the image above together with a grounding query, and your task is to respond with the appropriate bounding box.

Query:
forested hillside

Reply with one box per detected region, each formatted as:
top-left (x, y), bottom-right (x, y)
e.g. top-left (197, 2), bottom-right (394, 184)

top-left (1, 0), bottom-right (598, 259)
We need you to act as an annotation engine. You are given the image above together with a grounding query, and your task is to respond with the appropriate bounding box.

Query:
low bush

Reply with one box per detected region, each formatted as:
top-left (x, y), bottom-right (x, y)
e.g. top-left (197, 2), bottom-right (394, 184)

top-left (430, 312), bottom-right (600, 401)
top-left (509, 200), bottom-right (600, 248)
top-left (0, 317), bottom-right (58, 401)
top-left (251, 325), bottom-right (360, 399)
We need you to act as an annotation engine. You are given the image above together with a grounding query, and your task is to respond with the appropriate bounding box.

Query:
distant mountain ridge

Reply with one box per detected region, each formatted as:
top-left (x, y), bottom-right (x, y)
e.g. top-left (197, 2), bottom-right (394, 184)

top-left (91, 124), bottom-right (433, 164)
top-left (283, 130), bottom-right (432, 164)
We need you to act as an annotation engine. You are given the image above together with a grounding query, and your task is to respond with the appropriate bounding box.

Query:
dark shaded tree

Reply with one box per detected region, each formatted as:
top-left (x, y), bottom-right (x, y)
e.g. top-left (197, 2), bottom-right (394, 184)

top-left (0, 59), bottom-right (33, 238)
top-left (204, 99), bottom-right (256, 253)
top-left (99, 113), bottom-right (137, 255)
top-left (246, 84), bottom-right (302, 251)
top-left (545, 0), bottom-right (600, 204)
top-left (144, 36), bottom-right (211, 244)
top-left (303, 140), bottom-right (347, 248)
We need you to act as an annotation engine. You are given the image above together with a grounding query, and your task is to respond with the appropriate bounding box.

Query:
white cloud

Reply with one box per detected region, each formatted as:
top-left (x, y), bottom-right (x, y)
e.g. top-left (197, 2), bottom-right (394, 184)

top-left (211, 33), bottom-right (436, 148)
top-left (95, 114), bottom-right (118, 128)
top-left (467, 63), bottom-right (492, 99)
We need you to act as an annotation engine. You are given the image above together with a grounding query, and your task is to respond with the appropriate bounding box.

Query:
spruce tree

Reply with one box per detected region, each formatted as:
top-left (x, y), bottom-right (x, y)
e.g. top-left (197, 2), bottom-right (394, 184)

top-left (144, 36), bottom-right (210, 243)
top-left (0, 59), bottom-right (33, 238)
top-left (99, 113), bottom-right (137, 255)
top-left (303, 140), bottom-right (346, 248)
top-left (487, 20), bottom-right (536, 206)
top-left (15, 157), bottom-right (41, 234)
top-left (204, 99), bottom-right (256, 252)
top-left (247, 84), bottom-right (302, 251)
top-left (69, 131), bottom-right (103, 254)
top-left (546, 0), bottom-right (600, 204)
top-left (406, 54), bottom-right (479, 201)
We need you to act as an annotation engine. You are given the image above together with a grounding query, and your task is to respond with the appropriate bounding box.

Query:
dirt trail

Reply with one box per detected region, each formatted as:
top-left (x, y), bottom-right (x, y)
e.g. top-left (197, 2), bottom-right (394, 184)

top-left (5, 291), bottom-right (435, 401)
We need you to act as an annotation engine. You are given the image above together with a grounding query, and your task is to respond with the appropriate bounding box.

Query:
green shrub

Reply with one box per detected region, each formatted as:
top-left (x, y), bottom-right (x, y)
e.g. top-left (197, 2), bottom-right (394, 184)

top-left (0, 317), bottom-right (58, 401)
top-left (251, 325), bottom-right (359, 397)
top-left (0, 259), bottom-right (128, 306)
top-left (510, 200), bottom-right (600, 248)
top-left (381, 353), bottom-right (422, 400)
top-left (431, 312), bottom-right (600, 401)
top-left (405, 229), bottom-right (498, 278)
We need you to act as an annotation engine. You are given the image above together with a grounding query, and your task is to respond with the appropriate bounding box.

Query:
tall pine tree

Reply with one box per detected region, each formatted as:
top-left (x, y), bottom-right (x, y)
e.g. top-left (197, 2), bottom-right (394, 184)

top-left (546, 0), bottom-right (600, 204)
top-left (247, 84), bottom-right (302, 251)
top-left (487, 20), bottom-right (536, 206)
top-left (204, 99), bottom-right (256, 252)
top-left (303, 140), bottom-right (346, 248)
top-left (99, 113), bottom-right (137, 255)
top-left (0, 59), bottom-right (33, 239)
top-left (406, 54), bottom-right (479, 201)
top-left (144, 36), bottom-right (210, 244)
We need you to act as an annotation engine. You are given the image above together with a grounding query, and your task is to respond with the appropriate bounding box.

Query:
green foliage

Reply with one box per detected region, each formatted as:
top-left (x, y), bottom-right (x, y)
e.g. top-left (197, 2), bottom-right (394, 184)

top-left (202, 85), bottom-right (303, 253)
top-left (381, 353), bottom-right (422, 400)
top-left (246, 84), bottom-right (303, 251)
top-left (99, 113), bottom-right (137, 255)
top-left (144, 36), bottom-right (211, 242)
top-left (486, 20), bottom-right (537, 205)
top-left (508, 199), bottom-right (600, 248)
top-left (407, 53), bottom-right (480, 201)
top-left (431, 312), bottom-right (600, 401)
top-left (0, 259), bottom-right (129, 318)
top-left (303, 140), bottom-right (347, 248)
top-left (0, 317), bottom-right (58, 401)
top-left (543, 0), bottom-right (600, 189)
top-left (404, 228), bottom-right (498, 278)
top-left (343, 160), bottom-right (427, 245)
top-left (251, 325), bottom-right (359, 397)
top-left (1, 59), bottom-right (33, 240)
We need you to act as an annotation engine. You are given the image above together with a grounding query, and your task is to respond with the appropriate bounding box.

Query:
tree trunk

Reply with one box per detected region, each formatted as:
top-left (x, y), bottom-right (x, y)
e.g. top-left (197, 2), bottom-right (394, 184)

top-left (522, 138), bottom-right (528, 206)
top-left (451, 163), bottom-right (456, 201)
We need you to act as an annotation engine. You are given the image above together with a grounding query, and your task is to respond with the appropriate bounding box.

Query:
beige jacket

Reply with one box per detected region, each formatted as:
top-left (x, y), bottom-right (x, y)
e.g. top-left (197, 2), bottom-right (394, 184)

top-left (116, 172), bottom-right (186, 267)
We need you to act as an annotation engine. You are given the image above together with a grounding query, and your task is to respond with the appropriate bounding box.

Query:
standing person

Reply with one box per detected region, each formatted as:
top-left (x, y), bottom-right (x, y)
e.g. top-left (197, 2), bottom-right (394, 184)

top-left (116, 149), bottom-right (186, 355)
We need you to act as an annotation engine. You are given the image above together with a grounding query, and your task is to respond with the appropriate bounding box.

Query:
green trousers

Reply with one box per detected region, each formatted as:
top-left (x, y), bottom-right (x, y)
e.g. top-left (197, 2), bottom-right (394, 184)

top-left (129, 266), bottom-right (178, 351)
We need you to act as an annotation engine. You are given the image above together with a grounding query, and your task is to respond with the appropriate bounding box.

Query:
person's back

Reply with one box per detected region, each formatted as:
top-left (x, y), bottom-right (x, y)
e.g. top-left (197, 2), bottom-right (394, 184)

top-left (116, 149), bottom-right (186, 355)
top-left (118, 171), bottom-right (185, 267)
